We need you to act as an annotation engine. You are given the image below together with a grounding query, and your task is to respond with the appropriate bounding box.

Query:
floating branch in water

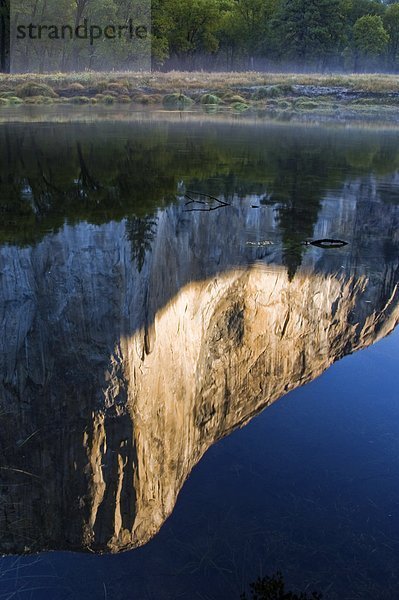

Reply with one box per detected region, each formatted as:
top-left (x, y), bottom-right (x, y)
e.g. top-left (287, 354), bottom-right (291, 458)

top-left (303, 239), bottom-right (349, 249)
top-left (184, 190), bottom-right (231, 212)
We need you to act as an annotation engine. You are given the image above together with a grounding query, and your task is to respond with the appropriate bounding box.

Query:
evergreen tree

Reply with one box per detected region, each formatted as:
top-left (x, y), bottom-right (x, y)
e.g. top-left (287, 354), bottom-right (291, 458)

top-left (273, 0), bottom-right (345, 67)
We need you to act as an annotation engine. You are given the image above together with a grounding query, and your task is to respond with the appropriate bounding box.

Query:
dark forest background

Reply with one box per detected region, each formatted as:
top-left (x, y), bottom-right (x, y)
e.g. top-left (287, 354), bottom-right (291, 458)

top-left (0, 0), bottom-right (9, 72)
top-left (152, 0), bottom-right (399, 72)
top-left (2, 0), bottom-right (399, 72)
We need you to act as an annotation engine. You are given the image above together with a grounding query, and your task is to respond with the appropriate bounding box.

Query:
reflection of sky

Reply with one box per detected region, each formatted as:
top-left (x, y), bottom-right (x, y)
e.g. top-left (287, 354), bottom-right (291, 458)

top-left (1, 328), bottom-right (398, 600)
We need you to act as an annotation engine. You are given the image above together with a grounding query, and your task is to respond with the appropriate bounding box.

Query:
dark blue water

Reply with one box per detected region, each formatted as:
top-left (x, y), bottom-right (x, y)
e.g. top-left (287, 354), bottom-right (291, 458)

top-left (1, 117), bottom-right (399, 600)
top-left (1, 327), bottom-right (398, 600)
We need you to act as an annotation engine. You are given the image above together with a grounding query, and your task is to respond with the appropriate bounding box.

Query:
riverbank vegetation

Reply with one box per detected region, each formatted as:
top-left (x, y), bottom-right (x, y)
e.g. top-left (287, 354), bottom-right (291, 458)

top-left (2, 71), bottom-right (399, 116)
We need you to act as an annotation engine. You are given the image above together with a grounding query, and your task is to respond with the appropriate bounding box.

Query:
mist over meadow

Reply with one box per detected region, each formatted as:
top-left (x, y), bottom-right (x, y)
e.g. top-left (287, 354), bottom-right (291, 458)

top-left (2, 0), bottom-right (399, 73)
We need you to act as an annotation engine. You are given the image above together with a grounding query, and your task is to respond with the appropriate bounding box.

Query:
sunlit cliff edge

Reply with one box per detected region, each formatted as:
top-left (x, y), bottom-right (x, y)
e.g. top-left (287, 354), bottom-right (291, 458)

top-left (0, 192), bottom-right (399, 554)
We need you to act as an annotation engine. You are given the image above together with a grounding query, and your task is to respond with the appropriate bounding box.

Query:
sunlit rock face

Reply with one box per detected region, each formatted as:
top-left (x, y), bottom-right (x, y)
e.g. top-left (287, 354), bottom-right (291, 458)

top-left (0, 191), bottom-right (399, 554)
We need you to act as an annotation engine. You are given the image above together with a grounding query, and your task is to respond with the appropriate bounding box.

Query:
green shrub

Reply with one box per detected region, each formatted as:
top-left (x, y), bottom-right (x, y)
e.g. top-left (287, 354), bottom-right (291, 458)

top-left (253, 84), bottom-right (293, 100)
top-left (0, 98), bottom-right (8, 106)
top-left (100, 94), bottom-right (115, 104)
top-left (162, 93), bottom-right (194, 108)
top-left (253, 86), bottom-right (279, 99)
top-left (200, 93), bottom-right (220, 105)
top-left (15, 82), bottom-right (57, 98)
top-left (7, 96), bottom-right (23, 104)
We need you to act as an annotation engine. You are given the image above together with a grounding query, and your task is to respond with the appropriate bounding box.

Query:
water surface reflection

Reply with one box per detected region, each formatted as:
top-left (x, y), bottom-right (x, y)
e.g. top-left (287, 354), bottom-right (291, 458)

top-left (1, 118), bottom-right (399, 597)
top-left (1, 120), bottom-right (399, 556)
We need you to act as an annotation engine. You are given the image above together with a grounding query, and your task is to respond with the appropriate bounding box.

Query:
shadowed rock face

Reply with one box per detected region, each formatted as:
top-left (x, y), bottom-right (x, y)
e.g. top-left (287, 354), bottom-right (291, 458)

top-left (0, 186), bottom-right (399, 555)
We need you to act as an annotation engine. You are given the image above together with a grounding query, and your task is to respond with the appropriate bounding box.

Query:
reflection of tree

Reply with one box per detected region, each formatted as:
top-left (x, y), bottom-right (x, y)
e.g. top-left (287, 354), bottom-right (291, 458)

top-left (270, 149), bottom-right (329, 280)
top-left (2, 124), bottom-right (399, 247)
top-left (241, 571), bottom-right (322, 600)
top-left (76, 142), bottom-right (100, 197)
top-left (0, 128), bottom-right (176, 244)
top-left (126, 216), bottom-right (158, 272)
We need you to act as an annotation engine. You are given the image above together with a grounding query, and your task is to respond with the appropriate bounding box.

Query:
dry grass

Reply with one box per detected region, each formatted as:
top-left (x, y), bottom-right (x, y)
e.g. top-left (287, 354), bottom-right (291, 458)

top-left (0, 71), bottom-right (399, 94)
top-left (1, 71), bottom-right (399, 122)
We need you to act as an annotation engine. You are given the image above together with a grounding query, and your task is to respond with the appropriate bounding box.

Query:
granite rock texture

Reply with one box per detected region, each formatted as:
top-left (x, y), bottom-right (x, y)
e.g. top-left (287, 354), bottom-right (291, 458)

top-left (0, 190), bottom-right (398, 554)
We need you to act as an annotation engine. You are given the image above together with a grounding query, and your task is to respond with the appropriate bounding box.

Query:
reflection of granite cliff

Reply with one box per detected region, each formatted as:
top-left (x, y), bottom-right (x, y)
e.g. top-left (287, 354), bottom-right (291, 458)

top-left (0, 187), bottom-right (399, 554)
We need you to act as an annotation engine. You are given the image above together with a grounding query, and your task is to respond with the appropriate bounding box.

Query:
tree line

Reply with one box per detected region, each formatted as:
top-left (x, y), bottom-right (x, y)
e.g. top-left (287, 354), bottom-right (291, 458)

top-left (2, 0), bottom-right (399, 72)
top-left (153, 0), bottom-right (399, 71)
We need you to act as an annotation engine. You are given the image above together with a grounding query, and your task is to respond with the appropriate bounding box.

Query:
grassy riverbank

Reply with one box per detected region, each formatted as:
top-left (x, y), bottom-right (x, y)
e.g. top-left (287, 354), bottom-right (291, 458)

top-left (1, 71), bottom-right (399, 118)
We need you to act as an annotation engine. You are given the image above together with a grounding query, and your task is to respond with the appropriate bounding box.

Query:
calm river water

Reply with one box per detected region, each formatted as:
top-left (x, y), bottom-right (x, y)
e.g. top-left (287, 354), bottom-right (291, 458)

top-left (0, 114), bottom-right (399, 599)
